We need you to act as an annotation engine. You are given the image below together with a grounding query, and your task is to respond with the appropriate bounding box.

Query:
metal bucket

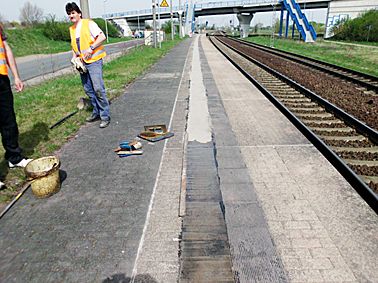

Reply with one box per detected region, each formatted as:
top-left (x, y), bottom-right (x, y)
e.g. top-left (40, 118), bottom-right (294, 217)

top-left (24, 156), bottom-right (61, 198)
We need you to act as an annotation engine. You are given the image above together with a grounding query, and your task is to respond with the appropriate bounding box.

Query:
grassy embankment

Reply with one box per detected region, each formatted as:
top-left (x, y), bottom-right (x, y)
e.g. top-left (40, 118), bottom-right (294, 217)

top-left (243, 36), bottom-right (378, 77)
top-left (5, 28), bottom-right (133, 57)
top-left (0, 28), bottom-right (183, 207)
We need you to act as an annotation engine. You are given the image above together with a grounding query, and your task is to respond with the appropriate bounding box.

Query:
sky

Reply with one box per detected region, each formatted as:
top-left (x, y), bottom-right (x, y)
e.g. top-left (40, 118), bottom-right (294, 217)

top-left (1, 0), bottom-right (327, 27)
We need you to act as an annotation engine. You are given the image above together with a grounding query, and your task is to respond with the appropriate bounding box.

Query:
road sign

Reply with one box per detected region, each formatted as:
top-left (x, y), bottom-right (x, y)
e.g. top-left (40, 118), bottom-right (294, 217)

top-left (161, 0), bottom-right (169, 7)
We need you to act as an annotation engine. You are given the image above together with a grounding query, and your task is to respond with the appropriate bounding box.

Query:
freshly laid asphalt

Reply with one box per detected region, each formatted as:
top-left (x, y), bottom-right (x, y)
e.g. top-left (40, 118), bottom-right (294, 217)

top-left (1, 34), bottom-right (378, 283)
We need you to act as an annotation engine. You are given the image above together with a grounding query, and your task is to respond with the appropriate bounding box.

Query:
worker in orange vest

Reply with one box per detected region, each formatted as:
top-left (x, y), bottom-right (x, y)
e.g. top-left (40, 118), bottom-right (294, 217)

top-left (0, 24), bottom-right (32, 176)
top-left (66, 2), bottom-right (111, 128)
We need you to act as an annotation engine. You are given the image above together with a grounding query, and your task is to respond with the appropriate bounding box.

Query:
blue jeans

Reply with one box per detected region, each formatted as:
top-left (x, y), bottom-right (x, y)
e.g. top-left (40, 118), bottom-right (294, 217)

top-left (81, 59), bottom-right (110, 121)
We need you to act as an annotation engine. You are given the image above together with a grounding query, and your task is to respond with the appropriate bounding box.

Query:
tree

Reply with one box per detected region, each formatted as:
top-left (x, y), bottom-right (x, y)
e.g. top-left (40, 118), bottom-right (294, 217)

top-left (161, 20), bottom-right (178, 34)
top-left (252, 22), bottom-right (263, 34)
top-left (274, 20), bottom-right (281, 33)
top-left (0, 14), bottom-right (9, 27)
top-left (19, 1), bottom-right (43, 28)
top-left (42, 14), bottom-right (71, 41)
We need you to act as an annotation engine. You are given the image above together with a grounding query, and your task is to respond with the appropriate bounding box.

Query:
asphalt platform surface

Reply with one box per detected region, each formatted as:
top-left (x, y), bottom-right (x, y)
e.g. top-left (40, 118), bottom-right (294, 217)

top-left (0, 37), bottom-right (190, 283)
top-left (1, 34), bottom-right (378, 283)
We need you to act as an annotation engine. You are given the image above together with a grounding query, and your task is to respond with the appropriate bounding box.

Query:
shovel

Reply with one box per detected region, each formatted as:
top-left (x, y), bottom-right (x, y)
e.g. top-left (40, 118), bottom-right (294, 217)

top-left (49, 97), bottom-right (92, 129)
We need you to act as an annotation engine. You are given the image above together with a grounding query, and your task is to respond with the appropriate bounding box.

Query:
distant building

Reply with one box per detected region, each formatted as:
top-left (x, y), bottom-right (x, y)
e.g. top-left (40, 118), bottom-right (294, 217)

top-left (325, 0), bottom-right (378, 38)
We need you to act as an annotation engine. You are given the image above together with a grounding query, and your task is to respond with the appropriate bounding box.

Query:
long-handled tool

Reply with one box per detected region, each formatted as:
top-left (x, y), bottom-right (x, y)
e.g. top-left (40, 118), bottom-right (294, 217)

top-left (50, 97), bottom-right (91, 129)
top-left (0, 181), bottom-right (30, 219)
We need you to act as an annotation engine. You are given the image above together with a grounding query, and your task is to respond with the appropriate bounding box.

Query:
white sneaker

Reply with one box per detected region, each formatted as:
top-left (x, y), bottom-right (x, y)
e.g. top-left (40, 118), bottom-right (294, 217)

top-left (9, 158), bottom-right (33, 169)
top-left (0, 181), bottom-right (4, 189)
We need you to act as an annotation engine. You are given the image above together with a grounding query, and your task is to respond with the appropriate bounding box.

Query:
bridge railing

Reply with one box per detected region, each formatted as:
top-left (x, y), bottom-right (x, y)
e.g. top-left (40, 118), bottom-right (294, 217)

top-left (282, 0), bottom-right (306, 41)
top-left (290, 0), bottom-right (317, 40)
top-left (195, 0), bottom-right (277, 8)
top-left (102, 0), bottom-right (278, 18)
top-left (103, 7), bottom-right (180, 18)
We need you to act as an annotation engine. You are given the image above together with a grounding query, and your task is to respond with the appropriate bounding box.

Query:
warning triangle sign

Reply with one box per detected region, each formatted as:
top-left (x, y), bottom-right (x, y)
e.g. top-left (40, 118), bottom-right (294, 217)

top-left (160, 0), bottom-right (169, 7)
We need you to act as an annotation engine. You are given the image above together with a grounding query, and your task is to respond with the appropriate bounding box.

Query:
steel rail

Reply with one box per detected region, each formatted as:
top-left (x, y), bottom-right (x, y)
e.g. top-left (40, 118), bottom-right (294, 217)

top-left (225, 35), bottom-right (378, 92)
top-left (209, 34), bottom-right (378, 215)
top-left (216, 35), bottom-right (378, 145)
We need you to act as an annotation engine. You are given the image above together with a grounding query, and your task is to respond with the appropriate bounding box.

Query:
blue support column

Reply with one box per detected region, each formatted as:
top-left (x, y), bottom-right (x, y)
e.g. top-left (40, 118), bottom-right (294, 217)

top-left (285, 10), bottom-right (289, 38)
top-left (192, 4), bottom-right (196, 32)
top-left (279, 3), bottom-right (284, 38)
top-left (292, 22), bottom-right (295, 38)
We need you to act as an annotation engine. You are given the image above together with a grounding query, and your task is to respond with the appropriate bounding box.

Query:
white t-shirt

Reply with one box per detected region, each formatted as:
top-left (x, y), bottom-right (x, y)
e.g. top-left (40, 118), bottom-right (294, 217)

top-left (75, 19), bottom-right (103, 41)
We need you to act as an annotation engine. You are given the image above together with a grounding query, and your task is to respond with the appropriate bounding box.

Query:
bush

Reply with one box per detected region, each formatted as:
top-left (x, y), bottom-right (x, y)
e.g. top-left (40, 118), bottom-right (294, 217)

top-left (93, 18), bottom-right (121, 38)
top-left (161, 20), bottom-right (178, 34)
top-left (332, 9), bottom-right (378, 42)
top-left (41, 16), bottom-right (121, 41)
top-left (42, 14), bottom-right (71, 41)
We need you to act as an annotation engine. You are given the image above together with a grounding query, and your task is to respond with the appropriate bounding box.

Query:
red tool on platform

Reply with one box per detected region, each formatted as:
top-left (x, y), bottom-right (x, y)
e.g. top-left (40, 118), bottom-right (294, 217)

top-left (115, 141), bottom-right (143, 157)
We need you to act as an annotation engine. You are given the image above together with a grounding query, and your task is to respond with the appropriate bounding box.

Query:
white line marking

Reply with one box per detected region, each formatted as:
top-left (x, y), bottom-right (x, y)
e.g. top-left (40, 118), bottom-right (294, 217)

top-left (187, 35), bottom-right (212, 143)
top-left (130, 40), bottom-right (192, 282)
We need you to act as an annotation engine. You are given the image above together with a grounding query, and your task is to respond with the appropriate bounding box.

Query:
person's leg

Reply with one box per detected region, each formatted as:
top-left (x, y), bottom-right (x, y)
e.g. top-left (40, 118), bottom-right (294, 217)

top-left (84, 60), bottom-right (110, 121)
top-left (80, 71), bottom-right (100, 118)
top-left (0, 75), bottom-right (23, 164)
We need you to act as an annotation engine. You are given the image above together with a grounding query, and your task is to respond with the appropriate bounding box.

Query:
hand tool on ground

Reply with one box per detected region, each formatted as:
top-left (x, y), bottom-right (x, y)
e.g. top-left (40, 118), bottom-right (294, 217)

top-left (118, 149), bottom-right (143, 157)
top-left (50, 97), bottom-right (92, 129)
top-left (138, 125), bottom-right (174, 142)
top-left (0, 181), bottom-right (30, 219)
top-left (114, 141), bottom-right (142, 152)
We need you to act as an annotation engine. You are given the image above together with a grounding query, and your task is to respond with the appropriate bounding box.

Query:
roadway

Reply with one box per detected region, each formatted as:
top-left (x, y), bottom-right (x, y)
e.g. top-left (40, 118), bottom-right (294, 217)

top-left (9, 39), bottom-right (144, 85)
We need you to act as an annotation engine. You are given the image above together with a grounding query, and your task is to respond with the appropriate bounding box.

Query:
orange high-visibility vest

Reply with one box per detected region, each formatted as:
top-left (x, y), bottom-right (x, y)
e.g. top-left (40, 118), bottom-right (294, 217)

top-left (70, 19), bottom-right (106, 64)
top-left (0, 24), bottom-right (8, 75)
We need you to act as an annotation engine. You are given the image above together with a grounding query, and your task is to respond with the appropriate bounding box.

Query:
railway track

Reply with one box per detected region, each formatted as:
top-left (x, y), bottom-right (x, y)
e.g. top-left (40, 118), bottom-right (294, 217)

top-left (223, 34), bottom-right (378, 94)
top-left (209, 34), bottom-right (378, 214)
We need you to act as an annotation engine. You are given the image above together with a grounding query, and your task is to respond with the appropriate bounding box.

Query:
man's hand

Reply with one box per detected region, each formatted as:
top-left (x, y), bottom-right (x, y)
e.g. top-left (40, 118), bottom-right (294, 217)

top-left (3, 40), bottom-right (23, 92)
top-left (14, 78), bottom-right (24, 93)
top-left (83, 47), bottom-right (92, 59)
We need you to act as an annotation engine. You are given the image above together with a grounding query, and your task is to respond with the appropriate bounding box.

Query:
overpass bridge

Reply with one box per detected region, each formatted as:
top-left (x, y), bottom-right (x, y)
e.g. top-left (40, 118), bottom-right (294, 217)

top-left (103, 0), bottom-right (328, 20)
top-left (104, 0), bottom-right (328, 42)
top-left (103, 0), bottom-right (375, 42)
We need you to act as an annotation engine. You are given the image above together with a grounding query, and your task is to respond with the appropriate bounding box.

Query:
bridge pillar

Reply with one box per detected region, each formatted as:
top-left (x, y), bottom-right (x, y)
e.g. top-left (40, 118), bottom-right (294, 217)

top-left (113, 18), bottom-right (146, 37)
top-left (237, 13), bottom-right (254, 38)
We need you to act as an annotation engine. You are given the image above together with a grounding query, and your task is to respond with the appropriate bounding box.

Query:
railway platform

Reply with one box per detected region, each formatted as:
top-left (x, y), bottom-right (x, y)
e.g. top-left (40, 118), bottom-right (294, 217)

top-left (0, 34), bottom-right (378, 283)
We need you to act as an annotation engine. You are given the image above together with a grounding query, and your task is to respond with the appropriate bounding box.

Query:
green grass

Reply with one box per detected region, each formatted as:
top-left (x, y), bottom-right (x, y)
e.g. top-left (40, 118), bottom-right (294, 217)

top-left (242, 36), bottom-right (378, 77)
top-left (3, 28), bottom-right (133, 57)
top-left (0, 36), bottom-right (184, 208)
